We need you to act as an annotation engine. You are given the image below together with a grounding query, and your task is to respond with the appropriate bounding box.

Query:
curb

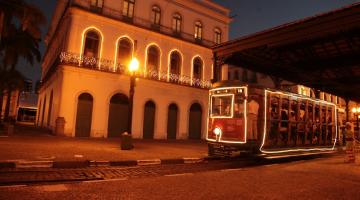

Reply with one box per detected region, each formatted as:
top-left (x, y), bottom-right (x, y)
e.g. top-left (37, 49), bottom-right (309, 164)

top-left (0, 157), bottom-right (208, 169)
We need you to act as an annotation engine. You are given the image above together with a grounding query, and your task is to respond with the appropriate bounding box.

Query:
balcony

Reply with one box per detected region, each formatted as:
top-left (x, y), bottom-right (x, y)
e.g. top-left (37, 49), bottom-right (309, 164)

top-left (69, 0), bottom-right (216, 48)
top-left (58, 52), bottom-right (211, 89)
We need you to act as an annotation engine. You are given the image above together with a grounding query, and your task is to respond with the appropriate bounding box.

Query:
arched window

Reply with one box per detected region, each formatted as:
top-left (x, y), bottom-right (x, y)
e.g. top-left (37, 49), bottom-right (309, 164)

top-left (147, 45), bottom-right (160, 72)
top-left (193, 57), bottom-right (203, 80)
top-left (234, 70), bottom-right (239, 80)
top-left (117, 38), bottom-right (132, 67)
top-left (123, 0), bottom-right (135, 19)
top-left (170, 51), bottom-right (181, 76)
top-left (242, 69), bottom-right (248, 82)
top-left (151, 5), bottom-right (161, 26)
top-left (194, 21), bottom-right (202, 40)
top-left (91, 0), bottom-right (103, 9)
top-left (214, 28), bottom-right (221, 44)
top-left (250, 72), bottom-right (257, 83)
top-left (172, 13), bottom-right (181, 34)
top-left (83, 30), bottom-right (100, 58)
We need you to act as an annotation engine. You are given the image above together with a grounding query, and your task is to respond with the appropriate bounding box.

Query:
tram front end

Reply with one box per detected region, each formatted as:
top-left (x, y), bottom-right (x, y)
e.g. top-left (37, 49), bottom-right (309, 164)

top-left (207, 85), bottom-right (257, 156)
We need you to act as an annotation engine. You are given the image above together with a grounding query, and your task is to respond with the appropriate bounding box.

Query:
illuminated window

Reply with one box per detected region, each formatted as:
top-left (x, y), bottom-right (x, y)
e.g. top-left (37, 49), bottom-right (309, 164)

top-left (147, 45), bottom-right (160, 72)
top-left (91, 0), bottom-right (103, 8)
top-left (170, 51), bottom-right (181, 75)
top-left (123, 0), bottom-right (135, 18)
top-left (151, 5), bottom-right (161, 25)
top-left (172, 13), bottom-right (181, 34)
top-left (194, 21), bottom-right (202, 40)
top-left (214, 28), bottom-right (221, 44)
top-left (117, 38), bottom-right (132, 67)
top-left (193, 57), bottom-right (203, 80)
top-left (211, 94), bottom-right (233, 118)
top-left (83, 30), bottom-right (100, 58)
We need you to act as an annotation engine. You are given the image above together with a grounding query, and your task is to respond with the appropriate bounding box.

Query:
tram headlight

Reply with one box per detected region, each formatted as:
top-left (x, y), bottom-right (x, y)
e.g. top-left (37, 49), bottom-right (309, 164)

top-left (213, 127), bottom-right (222, 136)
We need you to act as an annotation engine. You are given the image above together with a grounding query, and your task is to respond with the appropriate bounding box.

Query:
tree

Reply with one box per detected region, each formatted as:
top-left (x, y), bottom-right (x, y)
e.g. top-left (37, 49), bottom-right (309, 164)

top-left (0, 0), bottom-right (45, 122)
top-left (2, 70), bottom-right (24, 121)
top-left (0, 0), bottom-right (45, 40)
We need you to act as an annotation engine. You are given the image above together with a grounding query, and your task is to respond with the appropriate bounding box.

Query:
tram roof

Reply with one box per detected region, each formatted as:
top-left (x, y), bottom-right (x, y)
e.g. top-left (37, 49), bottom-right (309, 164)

top-left (213, 2), bottom-right (360, 102)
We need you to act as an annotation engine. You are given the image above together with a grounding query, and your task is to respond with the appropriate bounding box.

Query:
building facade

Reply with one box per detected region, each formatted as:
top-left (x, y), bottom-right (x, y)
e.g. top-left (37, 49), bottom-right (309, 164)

top-left (38, 0), bottom-right (230, 139)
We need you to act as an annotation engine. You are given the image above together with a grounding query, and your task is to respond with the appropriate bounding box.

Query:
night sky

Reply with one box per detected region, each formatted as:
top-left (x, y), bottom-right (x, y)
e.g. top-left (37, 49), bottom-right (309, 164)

top-left (17, 0), bottom-right (359, 87)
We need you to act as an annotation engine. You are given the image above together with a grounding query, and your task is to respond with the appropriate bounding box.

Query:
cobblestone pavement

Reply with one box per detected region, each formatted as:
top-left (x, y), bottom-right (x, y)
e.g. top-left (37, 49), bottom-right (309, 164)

top-left (1, 155), bottom-right (360, 200)
top-left (0, 153), bottom-right (337, 186)
top-left (0, 160), bottom-right (252, 185)
top-left (0, 134), bottom-right (207, 162)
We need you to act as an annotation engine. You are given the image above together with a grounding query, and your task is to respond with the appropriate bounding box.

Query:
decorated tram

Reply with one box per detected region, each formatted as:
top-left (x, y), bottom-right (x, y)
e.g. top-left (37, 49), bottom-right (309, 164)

top-left (207, 81), bottom-right (338, 156)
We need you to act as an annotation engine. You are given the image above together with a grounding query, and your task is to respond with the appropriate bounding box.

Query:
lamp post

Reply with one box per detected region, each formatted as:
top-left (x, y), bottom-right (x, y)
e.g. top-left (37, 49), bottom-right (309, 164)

top-left (127, 58), bottom-right (139, 134)
top-left (351, 106), bottom-right (360, 139)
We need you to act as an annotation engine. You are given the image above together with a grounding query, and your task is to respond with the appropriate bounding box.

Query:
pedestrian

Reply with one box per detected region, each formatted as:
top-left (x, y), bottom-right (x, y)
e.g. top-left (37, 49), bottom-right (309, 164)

top-left (344, 122), bottom-right (356, 163)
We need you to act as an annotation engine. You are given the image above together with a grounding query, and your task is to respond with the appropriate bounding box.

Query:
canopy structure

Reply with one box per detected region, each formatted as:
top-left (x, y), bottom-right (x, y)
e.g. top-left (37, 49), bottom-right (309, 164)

top-left (212, 3), bottom-right (360, 101)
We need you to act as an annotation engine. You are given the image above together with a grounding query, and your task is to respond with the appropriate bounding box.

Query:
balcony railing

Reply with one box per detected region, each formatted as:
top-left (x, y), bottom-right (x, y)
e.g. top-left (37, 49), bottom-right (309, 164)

top-left (59, 52), bottom-right (212, 89)
top-left (70, 0), bottom-right (216, 48)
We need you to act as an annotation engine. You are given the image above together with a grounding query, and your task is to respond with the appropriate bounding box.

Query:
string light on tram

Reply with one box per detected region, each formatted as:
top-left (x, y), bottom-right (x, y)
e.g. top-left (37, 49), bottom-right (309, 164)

top-left (260, 89), bottom-right (337, 154)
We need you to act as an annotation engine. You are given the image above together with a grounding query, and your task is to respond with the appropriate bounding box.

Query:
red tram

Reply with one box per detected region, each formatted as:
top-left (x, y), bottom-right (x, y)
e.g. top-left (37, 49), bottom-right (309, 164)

top-left (207, 81), bottom-right (338, 156)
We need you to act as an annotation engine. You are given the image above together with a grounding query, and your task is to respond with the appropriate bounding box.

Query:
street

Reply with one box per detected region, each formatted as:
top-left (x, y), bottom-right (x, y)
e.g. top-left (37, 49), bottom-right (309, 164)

top-left (1, 155), bottom-right (359, 200)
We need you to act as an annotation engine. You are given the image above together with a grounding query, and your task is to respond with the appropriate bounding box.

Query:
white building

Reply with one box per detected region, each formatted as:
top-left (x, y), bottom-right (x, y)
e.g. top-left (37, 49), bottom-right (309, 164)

top-left (38, 0), bottom-right (230, 139)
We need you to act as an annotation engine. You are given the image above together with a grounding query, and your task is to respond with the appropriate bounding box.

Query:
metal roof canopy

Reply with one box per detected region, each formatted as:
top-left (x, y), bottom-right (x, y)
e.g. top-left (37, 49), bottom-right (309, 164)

top-left (213, 3), bottom-right (360, 101)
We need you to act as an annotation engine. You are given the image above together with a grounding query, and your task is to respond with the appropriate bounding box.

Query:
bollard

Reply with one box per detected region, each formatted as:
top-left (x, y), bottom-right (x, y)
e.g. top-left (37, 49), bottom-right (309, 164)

top-left (121, 132), bottom-right (134, 150)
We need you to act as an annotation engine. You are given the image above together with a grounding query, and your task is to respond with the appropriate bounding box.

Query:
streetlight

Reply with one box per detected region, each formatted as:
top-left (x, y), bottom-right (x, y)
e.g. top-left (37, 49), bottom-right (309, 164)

top-left (127, 58), bottom-right (139, 135)
top-left (351, 106), bottom-right (360, 139)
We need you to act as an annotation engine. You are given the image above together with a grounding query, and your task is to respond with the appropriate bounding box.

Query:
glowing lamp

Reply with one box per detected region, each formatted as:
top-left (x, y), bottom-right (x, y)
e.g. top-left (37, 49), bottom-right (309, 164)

top-left (352, 107), bottom-right (357, 113)
top-left (357, 107), bottom-right (360, 113)
top-left (213, 127), bottom-right (222, 136)
top-left (129, 58), bottom-right (139, 72)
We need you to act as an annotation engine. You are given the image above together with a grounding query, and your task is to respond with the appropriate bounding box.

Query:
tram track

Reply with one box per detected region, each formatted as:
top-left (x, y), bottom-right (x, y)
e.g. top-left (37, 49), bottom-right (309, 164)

top-left (0, 151), bottom-right (337, 186)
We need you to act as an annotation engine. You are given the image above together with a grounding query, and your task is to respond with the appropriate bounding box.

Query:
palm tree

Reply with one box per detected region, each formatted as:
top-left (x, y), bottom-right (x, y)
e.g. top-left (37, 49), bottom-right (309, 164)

top-left (0, 0), bottom-right (46, 40)
top-left (2, 70), bottom-right (24, 122)
top-left (0, 0), bottom-right (45, 122)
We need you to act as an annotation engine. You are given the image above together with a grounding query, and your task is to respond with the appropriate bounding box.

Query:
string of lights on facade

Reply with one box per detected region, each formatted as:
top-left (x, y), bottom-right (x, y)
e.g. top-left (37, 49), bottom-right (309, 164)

top-left (59, 52), bottom-right (212, 89)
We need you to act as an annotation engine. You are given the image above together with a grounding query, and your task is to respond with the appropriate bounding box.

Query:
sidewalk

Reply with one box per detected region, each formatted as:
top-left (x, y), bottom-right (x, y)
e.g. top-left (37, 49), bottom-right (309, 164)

top-left (0, 125), bottom-right (208, 167)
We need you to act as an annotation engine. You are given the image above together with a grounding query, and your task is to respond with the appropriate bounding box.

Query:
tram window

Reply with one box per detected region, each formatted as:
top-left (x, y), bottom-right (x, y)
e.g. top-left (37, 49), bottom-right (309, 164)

top-left (234, 96), bottom-right (245, 118)
top-left (299, 101), bottom-right (305, 121)
top-left (280, 98), bottom-right (289, 130)
top-left (321, 107), bottom-right (326, 123)
top-left (281, 99), bottom-right (289, 118)
top-left (315, 105), bottom-right (320, 123)
top-left (211, 95), bottom-right (233, 117)
top-left (290, 101), bottom-right (297, 121)
top-left (270, 96), bottom-right (279, 119)
top-left (308, 104), bottom-right (313, 122)
top-left (327, 108), bottom-right (332, 123)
